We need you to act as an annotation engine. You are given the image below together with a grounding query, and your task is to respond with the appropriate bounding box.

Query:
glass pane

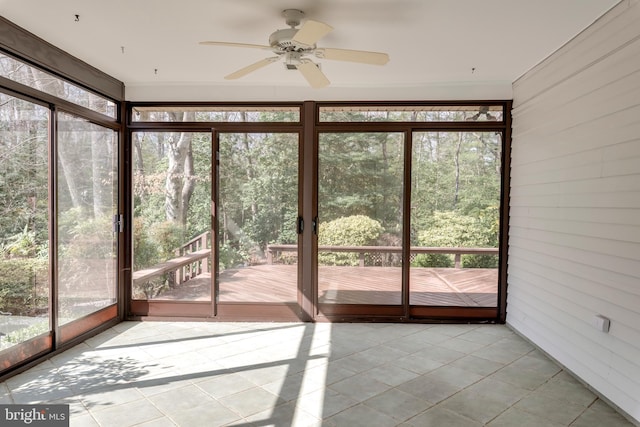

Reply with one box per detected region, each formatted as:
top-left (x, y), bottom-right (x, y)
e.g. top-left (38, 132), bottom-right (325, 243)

top-left (0, 94), bottom-right (50, 350)
top-left (218, 133), bottom-right (298, 303)
top-left (410, 132), bottom-right (501, 307)
top-left (318, 132), bottom-right (403, 305)
top-left (132, 132), bottom-right (212, 301)
top-left (0, 53), bottom-right (117, 118)
top-left (132, 106), bottom-right (300, 122)
top-left (319, 105), bottom-right (503, 122)
top-left (57, 112), bottom-right (117, 323)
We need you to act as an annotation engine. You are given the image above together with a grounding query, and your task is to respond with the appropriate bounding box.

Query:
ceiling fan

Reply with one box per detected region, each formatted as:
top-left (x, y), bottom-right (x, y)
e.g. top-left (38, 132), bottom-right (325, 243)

top-left (199, 9), bottom-right (390, 88)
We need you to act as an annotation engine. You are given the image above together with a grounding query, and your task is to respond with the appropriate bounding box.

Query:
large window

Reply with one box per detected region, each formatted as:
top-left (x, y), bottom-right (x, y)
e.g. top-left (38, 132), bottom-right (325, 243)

top-left (132, 106), bottom-right (300, 122)
top-left (128, 102), bottom-right (509, 322)
top-left (0, 53), bottom-right (117, 118)
top-left (57, 112), bottom-right (118, 323)
top-left (217, 132), bottom-right (299, 304)
top-left (0, 93), bottom-right (51, 353)
top-left (410, 132), bottom-right (501, 307)
top-left (132, 131), bottom-right (211, 301)
top-left (319, 105), bottom-right (503, 122)
top-left (318, 132), bottom-right (404, 305)
top-left (1, 45), bottom-right (122, 376)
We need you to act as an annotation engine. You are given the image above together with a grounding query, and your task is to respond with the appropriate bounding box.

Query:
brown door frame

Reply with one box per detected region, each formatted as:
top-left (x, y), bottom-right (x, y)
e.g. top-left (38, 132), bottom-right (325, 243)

top-left (212, 128), bottom-right (305, 322)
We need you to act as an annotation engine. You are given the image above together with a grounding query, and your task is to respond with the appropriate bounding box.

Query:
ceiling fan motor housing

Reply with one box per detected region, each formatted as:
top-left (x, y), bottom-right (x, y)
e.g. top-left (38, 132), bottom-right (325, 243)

top-left (269, 28), bottom-right (312, 53)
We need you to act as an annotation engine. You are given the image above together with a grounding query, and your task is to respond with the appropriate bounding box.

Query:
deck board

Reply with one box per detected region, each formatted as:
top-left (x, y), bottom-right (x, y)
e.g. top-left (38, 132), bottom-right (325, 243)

top-left (148, 265), bottom-right (498, 307)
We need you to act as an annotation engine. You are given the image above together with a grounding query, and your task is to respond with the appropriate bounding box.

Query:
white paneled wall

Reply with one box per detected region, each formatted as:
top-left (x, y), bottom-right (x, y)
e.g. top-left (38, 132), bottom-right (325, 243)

top-left (509, 0), bottom-right (640, 422)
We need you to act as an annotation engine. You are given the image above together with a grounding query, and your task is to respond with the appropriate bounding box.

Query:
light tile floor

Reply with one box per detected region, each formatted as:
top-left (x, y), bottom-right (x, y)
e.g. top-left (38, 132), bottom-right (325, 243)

top-left (0, 322), bottom-right (636, 427)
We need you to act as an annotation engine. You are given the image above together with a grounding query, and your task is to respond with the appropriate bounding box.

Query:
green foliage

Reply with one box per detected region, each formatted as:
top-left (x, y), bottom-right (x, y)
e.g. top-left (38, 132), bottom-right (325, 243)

top-left (318, 132), bottom-right (403, 230)
top-left (218, 243), bottom-right (248, 270)
top-left (58, 209), bottom-right (115, 259)
top-left (412, 253), bottom-right (454, 268)
top-left (2, 225), bottom-right (39, 258)
top-left (217, 132), bottom-right (298, 266)
top-left (149, 221), bottom-right (184, 260)
top-left (3, 321), bottom-right (49, 345)
top-left (0, 258), bottom-right (49, 316)
top-left (414, 209), bottom-right (498, 268)
top-left (318, 215), bottom-right (383, 266)
top-left (133, 219), bottom-right (185, 270)
top-left (0, 99), bottom-right (49, 248)
top-left (132, 219), bottom-right (156, 270)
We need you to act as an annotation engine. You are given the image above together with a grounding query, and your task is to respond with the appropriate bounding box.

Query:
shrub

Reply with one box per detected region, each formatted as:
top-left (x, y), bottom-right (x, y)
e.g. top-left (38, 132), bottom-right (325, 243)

top-left (0, 258), bottom-right (49, 316)
top-left (218, 242), bottom-right (248, 270)
top-left (2, 225), bottom-right (38, 258)
top-left (412, 253), bottom-right (453, 268)
top-left (149, 221), bottom-right (184, 260)
top-left (133, 219), bottom-right (159, 270)
top-left (415, 209), bottom-right (498, 268)
top-left (318, 215), bottom-right (383, 266)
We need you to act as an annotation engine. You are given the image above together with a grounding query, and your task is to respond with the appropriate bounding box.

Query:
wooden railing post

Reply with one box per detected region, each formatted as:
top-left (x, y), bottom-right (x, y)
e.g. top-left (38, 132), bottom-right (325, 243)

top-left (201, 233), bottom-right (209, 273)
top-left (454, 253), bottom-right (461, 268)
top-left (359, 252), bottom-right (365, 267)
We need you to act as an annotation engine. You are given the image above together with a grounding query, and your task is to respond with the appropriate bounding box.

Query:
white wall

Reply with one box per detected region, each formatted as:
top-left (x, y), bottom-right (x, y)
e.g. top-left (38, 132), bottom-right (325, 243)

top-left (508, 0), bottom-right (640, 422)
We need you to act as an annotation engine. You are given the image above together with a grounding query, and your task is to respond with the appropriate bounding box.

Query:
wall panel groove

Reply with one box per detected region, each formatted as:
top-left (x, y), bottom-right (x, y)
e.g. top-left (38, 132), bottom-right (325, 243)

top-left (509, 1), bottom-right (640, 422)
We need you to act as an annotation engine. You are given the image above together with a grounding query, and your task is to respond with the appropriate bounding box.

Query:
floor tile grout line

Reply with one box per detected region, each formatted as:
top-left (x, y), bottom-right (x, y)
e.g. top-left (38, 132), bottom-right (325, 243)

top-left (1, 323), bottom-right (634, 427)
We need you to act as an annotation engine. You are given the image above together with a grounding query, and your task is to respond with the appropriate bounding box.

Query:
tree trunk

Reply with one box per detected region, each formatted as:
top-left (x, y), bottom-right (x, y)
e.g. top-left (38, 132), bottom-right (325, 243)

top-left (26, 67), bottom-right (83, 211)
top-left (164, 112), bottom-right (196, 228)
top-left (90, 131), bottom-right (111, 217)
top-left (453, 132), bottom-right (463, 209)
top-left (240, 113), bottom-right (257, 218)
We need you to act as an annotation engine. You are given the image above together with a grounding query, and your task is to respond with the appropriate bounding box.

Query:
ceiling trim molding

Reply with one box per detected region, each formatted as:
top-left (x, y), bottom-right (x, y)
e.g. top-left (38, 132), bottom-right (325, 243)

top-left (125, 82), bottom-right (513, 102)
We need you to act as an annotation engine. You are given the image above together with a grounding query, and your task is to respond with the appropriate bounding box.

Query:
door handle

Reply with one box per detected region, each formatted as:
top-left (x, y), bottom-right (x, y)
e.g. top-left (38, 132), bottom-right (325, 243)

top-left (297, 216), bottom-right (304, 234)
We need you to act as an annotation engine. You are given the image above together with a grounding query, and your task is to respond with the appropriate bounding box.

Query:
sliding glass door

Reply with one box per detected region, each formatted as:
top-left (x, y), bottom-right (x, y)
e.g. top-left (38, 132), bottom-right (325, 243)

top-left (57, 113), bottom-right (118, 327)
top-left (409, 132), bottom-right (501, 310)
top-left (131, 131), bottom-right (212, 303)
top-left (127, 102), bottom-right (509, 322)
top-left (215, 132), bottom-right (300, 316)
top-left (317, 132), bottom-right (404, 310)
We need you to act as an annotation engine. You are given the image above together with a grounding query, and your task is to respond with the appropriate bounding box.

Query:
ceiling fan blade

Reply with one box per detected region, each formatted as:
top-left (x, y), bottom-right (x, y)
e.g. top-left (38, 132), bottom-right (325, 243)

top-left (199, 41), bottom-right (272, 51)
top-left (315, 48), bottom-right (389, 65)
top-left (292, 20), bottom-right (333, 46)
top-left (225, 57), bottom-right (279, 80)
top-left (297, 61), bottom-right (330, 88)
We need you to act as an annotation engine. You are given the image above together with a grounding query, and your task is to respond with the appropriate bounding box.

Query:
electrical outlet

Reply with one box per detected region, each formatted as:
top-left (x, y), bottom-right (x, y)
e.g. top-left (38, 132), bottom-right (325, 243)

top-left (592, 314), bottom-right (610, 333)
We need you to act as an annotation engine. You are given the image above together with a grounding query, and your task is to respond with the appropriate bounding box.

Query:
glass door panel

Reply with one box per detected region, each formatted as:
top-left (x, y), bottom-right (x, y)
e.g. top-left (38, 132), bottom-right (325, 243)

top-left (318, 132), bottom-right (404, 305)
top-left (0, 94), bottom-right (51, 357)
top-left (131, 132), bottom-right (212, 301)
top-left (410, 132), bottom-right (501, 307)
top-left (57, 112), bottom-right (118, 323)
top-left (217, 133), bottom-right (299, 304)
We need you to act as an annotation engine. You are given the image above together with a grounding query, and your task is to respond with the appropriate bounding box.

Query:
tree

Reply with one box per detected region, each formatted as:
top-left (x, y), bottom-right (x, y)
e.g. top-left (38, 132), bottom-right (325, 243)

top-left (164, 112), bottom-right (196, 228)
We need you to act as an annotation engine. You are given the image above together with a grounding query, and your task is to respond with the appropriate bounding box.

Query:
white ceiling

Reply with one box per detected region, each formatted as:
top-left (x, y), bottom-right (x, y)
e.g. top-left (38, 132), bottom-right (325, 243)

top-left (1, 0), bottom-right (620, 101)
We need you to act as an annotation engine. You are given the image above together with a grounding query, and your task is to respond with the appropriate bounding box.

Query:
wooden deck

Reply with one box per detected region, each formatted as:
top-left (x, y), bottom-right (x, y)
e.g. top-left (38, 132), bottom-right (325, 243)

top-left (149, 264), bottom-right (498, 307)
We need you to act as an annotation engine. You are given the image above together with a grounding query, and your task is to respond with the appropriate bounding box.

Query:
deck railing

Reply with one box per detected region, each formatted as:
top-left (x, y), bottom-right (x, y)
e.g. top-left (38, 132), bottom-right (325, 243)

top-left (267, 244), bottom-right (498, 268)
top-left (132, 235), bottom-right (497, 293)
top-left (132, 231), bottom-right (211, 289)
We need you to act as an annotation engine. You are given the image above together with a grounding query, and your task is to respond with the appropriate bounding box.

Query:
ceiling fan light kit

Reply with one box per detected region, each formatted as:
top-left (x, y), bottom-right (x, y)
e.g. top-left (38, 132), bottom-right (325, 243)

top-left (200, 9), bottom-right (389, 88)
